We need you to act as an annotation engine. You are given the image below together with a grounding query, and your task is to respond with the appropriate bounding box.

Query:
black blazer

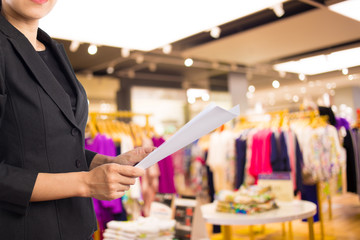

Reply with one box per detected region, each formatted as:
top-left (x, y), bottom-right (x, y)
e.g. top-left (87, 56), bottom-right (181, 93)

top-left (0, 14), bottom-right (97, 239)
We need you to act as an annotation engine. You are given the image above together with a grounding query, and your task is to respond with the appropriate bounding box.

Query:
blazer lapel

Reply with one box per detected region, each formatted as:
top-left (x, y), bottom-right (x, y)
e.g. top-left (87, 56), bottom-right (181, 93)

top-left (50, 40), bottom-right (87, 124)
top-left (7, 34), bottom-right (78, 128)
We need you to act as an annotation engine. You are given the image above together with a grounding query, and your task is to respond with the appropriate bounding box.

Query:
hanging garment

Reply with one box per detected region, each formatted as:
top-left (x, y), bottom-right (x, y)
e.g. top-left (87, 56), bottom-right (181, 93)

top-left (248, 129), bottom-right (273, 183)
top-left (207, 130), bottom-right (236, 191)
top-left (294, 136), bottom-right (304, 195)
top-left (299, 125), bottom-right (344, 183)
top-left (85, 134), bottom-right (123, 234)
top-left (270, 131), bottom-right (291, 172)
top-left (235, 137), bottom-right (247, 188)
top-left (152, 137), bottom-right (177, 193)
top-left (353, 128), bottom-right (360, 198)
top-left (284, 130), bottom-right (297, 192)
top-left (344, 129), bottom-right (358, 193)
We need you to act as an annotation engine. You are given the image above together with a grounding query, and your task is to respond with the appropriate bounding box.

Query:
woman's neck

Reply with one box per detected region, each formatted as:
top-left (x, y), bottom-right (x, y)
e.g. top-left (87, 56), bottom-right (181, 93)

top-left (1, 8), bottom-right (44, 51)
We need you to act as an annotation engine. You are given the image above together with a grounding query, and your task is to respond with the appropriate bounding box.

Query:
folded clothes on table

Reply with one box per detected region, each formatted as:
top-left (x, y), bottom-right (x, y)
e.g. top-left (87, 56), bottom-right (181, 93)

top-left (105, 216), bottom-right (176, 240)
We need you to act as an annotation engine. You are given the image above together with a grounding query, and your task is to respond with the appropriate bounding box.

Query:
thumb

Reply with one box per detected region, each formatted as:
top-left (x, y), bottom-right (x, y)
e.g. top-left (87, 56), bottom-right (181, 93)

top-left (135, 146), bottom-right (156, 155)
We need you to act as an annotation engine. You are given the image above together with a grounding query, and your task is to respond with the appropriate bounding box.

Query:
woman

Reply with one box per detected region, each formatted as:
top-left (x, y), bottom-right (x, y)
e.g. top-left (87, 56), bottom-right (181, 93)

top-left (0, 0), bottom-right (153, 239)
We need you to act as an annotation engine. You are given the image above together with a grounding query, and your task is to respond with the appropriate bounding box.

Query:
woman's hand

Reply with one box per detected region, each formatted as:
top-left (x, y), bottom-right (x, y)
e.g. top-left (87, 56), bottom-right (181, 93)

top-left (84, 163), bottom-right (145, 201)
top-left (111, 146), bottom-right (156, 166)
top-left (89, 147), bottom-right (156, 170)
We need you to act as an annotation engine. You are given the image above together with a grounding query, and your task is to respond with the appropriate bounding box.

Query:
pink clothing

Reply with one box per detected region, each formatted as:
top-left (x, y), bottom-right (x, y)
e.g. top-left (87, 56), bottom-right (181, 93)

top-left (248, 129), bottom-right (273, 182)
top-left (152, 137), bottom-right (177, 194)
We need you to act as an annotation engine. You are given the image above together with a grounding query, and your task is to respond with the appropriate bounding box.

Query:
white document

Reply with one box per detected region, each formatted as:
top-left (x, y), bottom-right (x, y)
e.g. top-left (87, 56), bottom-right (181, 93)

top-left (135, 103), bottom-right (240, 169)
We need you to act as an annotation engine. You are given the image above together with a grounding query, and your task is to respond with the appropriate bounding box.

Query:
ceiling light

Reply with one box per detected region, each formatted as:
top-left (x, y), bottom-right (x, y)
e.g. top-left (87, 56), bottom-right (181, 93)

top-left (149, 63), bottom-right (157, 72)
top-left (184, 58), bottom-right (193, 67)
top-left (201, 93), bottom-right (210, 101)
top-left (248, 85), bottom-right (255, 93)
top-left (121, 48), bottom-right (130, 58)
top-left (330, 90), bottom-right (336, 96)
top-left (299, 73), bottom-right (306, 81)
top-left (88, 44), bottom-right (97, 55)
top-left (293, 95), bottom-right (299, 102)
top-left (106, 66), bottom-right (114, 74)
top-left (342, 68), bottom-right (349, 75)
top-left (308, 81), bottom-right (315, 87)
top-left (136, 54), bottom-right (144, 64)
top-left (329, 0), bottom-right (360, 22)
top-left (272, 80), bottom-right (280, 88)
top-left (348, 75), bottom-right (354, 80)
top-left (271, 2), bottom-right (284, 18)
top-left (300, 87), bottom-right (306, 94)
top-left (274, 47), bottom-right (360, 75)
top-left (40, 0), bottom-right (286, 51)
top-left (326, 83), bottom-right (332, 89)
top-left (69, 40), bottom-right (80, 52)
top-left (210, 26), bottom-right (221, 39)
top-left (246, 92), bottom-right (254, 99)
top-left (187, 88), bottom-right (209, 102)
top-left (162, 44), bottom-right (172, 54)
top-left (188, 96), bottom-right (196, 104)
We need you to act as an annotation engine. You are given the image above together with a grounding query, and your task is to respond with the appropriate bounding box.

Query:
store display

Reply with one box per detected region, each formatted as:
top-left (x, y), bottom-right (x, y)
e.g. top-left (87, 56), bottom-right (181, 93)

top-left (216, 185), bottom-right (278, 214)
top-left (104, 217), bottom-right (176, 240)
top-left (136, 103), bottom-right (240, 169)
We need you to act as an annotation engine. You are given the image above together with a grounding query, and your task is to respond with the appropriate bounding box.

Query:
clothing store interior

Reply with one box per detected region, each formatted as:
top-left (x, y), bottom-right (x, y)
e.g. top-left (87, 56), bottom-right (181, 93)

top-left (41, 0), bottom-right (360, 239)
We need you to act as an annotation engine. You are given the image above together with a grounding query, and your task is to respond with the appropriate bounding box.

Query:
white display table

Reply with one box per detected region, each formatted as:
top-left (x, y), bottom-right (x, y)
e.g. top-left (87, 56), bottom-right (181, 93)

top-left (201, 200), bottom-right (317, 240)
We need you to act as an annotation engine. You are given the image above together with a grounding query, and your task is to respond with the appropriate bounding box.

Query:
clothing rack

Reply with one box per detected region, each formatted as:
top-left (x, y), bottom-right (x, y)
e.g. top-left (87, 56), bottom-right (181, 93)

top-left (236, 109), bottom-right (335, 239)
top-left (88, 111), bottom-right (152, 240)
top-left (88, 111), bottom-right (152, 138)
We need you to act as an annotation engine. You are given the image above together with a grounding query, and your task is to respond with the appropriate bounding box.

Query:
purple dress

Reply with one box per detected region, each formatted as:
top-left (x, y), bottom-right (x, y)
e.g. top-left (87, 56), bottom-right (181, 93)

top-left (85, 134), bottom-right (123, 233)
top-left (152, 137), bottom-right (177, 193)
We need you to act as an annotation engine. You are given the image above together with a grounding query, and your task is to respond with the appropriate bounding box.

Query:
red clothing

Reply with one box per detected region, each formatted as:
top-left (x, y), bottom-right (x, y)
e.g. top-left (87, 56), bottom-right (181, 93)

top-left (248, 129), bottom-right (273, 182)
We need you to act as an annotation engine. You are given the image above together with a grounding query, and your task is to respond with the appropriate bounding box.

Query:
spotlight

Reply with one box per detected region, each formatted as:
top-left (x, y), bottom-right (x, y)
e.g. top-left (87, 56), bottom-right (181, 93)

top-left (299, 73), bottom-right (306, 81)
top-left (136, 54), bottom-right (144, 64)
top-left (106, 66), bottom-right (114, 74)
top-left (149, 63), bottom-right (157, 72)
top-left (121, 48), bottom-right (130, 58)
top-left (88, 44), bottom-right (97, 55)
top-left (248, 85), bottom-right (255, 93)
top-left (210, 26), bottom-right (221, 39)
top-left (162, 44), bottom-right (172, 54)
top-left (293, 95), bottom-right (299, 102)
top-left (272, 80), bottom-right (280, 89)
top-left (69, 40), bottom-right (80, 52)
top-left (271, 3), bottom-right (284, 17)
top-left (184, 58), bottom-right (193, 67)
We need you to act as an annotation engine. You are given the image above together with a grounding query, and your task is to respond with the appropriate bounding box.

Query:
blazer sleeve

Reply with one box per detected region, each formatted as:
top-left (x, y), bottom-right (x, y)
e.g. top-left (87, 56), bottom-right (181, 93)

top-left (85, 149), bottom-right (97, 168)
top-left (0, 43), bottom-right (39, 215)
